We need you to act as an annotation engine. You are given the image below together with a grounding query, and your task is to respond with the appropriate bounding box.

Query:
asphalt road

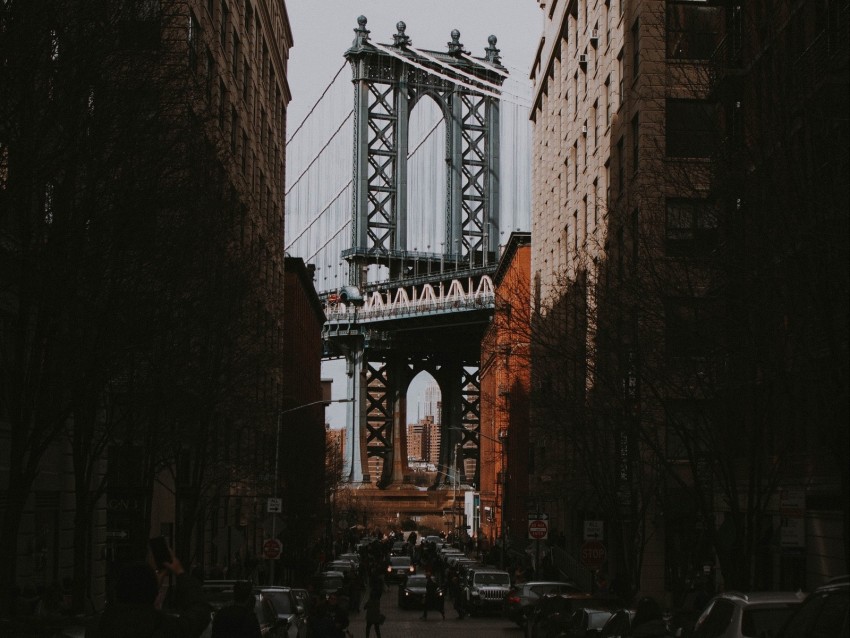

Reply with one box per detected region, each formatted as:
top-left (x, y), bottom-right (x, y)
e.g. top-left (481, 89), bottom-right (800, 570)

top-left (346, 588), bottom-right (524, 637)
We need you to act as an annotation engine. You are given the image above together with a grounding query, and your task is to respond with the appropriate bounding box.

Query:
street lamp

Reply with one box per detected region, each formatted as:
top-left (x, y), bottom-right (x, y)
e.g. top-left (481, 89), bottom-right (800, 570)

top-left (268, 397), bottom-right (354, 584)
top-left (447, 426), bottom-right (508, 567)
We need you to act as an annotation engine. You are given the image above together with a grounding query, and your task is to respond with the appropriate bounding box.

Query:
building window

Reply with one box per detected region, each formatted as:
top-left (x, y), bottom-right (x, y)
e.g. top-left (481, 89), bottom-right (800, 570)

top-left (232, 29), bottom-right (240, 78)
top-left (187, 11), bottom-right (200, 72)
top-left (616, 137), bottom-right (624, 196)
top-left (631, 112), bottom-right (639, 173)
top-left (604, 75), bottom-right (611, 126)
top-left (632, 18), bottom-right (640, 79)
top-left (665, 198), bottom-right (718, 256)
top-left (666, 99), bottom-right (714, 157)
top-left (666, 1), bottom-right (722, 60)
top-left (617, 50), bottom-right (624, 105)
top-left (219, 0), bottom-right (228, 47)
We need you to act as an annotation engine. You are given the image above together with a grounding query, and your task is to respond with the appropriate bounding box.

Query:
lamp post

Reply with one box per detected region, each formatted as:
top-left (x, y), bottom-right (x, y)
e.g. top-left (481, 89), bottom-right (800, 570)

top-left (448, 426), bottom-right (508, 567)
top-left (268, 397), bottom-right (354, 584)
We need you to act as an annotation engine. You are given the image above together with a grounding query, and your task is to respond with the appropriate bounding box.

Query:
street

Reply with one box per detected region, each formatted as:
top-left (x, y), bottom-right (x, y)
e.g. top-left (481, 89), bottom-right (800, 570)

top-left (346, 591), bottom-right (523, 638)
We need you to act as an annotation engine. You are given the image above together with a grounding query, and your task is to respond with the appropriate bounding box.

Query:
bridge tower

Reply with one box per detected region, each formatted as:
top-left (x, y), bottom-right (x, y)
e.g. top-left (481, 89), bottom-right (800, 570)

top-left (326, 17), bottom-right (507, 496)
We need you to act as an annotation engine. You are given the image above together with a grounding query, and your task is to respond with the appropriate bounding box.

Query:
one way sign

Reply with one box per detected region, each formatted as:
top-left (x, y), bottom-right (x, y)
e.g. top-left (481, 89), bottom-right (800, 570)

top-left (584, 520), bottom-right (604, 541)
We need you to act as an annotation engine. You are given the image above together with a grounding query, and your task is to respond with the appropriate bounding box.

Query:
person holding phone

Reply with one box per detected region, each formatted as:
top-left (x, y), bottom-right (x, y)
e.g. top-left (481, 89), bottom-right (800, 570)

top-left (86, 541), bottom-right (211, 638)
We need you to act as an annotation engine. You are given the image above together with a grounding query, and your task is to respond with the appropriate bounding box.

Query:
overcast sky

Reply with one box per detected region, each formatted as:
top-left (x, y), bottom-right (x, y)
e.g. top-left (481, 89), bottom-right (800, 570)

top-left (284, 1), bottom-right (543, 428)
top-left (285, 0), bottom-right (543, 130)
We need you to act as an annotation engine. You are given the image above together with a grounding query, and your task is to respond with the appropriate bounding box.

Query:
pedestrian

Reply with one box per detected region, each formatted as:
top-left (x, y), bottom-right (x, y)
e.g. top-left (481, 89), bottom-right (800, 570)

top-left (364, 595), bottom-right (385, 637)
top-left (86, 552), bottom-right (210, 637)
top-left (210, 580), bottom-right (261, 638)
top-left (326, 590), bottom-right (350, 634)
top-left (631, 596), bottom-right (673, 637)
top-left (421, 573), bottom-right (444, 620)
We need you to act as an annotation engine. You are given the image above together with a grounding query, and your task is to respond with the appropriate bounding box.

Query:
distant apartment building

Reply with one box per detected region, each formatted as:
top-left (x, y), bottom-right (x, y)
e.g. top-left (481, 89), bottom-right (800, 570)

top-left (529, 0), bottom-right (846, 598)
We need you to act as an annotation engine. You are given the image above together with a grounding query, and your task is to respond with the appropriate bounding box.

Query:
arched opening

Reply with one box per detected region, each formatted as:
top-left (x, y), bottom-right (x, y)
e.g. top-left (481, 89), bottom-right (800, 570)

top-left (406, 95), bottom-right (446, 266)
top-left (405, 371), bottom-right (441, 487)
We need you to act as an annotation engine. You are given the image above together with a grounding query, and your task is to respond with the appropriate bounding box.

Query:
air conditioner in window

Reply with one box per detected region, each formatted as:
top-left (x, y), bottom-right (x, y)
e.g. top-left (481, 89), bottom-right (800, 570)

top-left (590, 29), bottom-right (599, 46)
top-left (581, 124), bottom-right (588, 135)
top-left (579, 53), bottom-right (588, 67)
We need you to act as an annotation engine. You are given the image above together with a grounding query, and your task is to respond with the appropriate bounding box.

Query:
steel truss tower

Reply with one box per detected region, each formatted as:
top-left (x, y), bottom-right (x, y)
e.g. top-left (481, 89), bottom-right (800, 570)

top-left (326, 17), bottom-right (506, 491)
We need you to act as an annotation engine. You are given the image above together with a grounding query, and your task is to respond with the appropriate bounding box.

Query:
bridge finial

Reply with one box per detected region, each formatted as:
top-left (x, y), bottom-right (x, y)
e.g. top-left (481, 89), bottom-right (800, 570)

top-left (485, 35), bottom-right (501, 65)
top-left (352, 15), bottom-right (370, 48)
top-left (447, 29), bottom-right (466, 56)
top-left (393, 21), bottom-right (411, 47)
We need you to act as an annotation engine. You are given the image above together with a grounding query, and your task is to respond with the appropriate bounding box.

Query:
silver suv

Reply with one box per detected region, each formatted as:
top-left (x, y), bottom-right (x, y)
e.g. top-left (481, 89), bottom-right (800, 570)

top-left (692, 590), bottom-right (805, 638)
top-left (460, 566), bottom-right (512, 616)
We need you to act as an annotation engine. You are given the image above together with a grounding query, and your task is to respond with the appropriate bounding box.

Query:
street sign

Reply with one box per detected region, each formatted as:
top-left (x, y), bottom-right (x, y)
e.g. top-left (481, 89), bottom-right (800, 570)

top-left (580, 541), bottom-right (607, 569)
top-left (263, 538), bottom-right (282, 560)
top-left (528, 518), bottom-right (549, 540)
top-left (267, 497), bottom-right (282, 513)
top-left (584, 520), bottom-right (604, 541)
top-left (106, 530), bottom-right (128, 540)
top-left (527, 513), bottom-right (549, 520)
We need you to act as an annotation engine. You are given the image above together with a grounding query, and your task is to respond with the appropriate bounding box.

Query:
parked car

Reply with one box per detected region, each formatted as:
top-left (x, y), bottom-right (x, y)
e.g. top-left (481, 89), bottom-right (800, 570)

top-left (255, 586), bottom-right (307, 638)
top-left (599, 608), bottom-right (634, 638)
top-left (398, 574), bottom-right (443, 609)
top-left (385, 555), bottom-right (416, 583)
top-left (458, 566), bottom-right (512, 617)
top-left (777, 575), bottom-right (848, 638)
top-left (325, 559), bottom-right (357, 579)
top-left (504, 581), bottom-right (583, 628)
top-left (310, 571), bottom-right (346, 599)
top-left (562, 607), bottom-right (617, 638)
top-left (692, 590), bottom-right (805, 638)
top-left (525, 592), bottom-right (623, 638)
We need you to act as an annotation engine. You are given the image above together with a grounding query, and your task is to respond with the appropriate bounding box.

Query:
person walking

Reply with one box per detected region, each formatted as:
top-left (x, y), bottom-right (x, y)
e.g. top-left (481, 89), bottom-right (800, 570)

top-left (364, 595), bottom-right (384, 637)
top-left (210, 580), bottom-right (261, 638)
top-left (421, 573), bottom-right (443, 620)
top-left (86, 552), bottom-right (210, 637)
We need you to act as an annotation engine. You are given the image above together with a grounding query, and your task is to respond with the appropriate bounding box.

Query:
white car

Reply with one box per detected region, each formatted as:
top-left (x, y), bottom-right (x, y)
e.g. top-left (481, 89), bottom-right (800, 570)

top-left (692, 591), bottom-right (805, 638)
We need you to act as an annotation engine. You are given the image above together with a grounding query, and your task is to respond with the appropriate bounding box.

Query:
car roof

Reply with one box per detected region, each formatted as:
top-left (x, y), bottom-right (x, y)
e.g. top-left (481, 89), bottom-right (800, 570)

top-left (719, 591), bottom-right (807, 605)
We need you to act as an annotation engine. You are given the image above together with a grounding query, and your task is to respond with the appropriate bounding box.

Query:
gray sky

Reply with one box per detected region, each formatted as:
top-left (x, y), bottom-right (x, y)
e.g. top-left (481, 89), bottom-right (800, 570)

top-left (284, 1), bottom-right (543, 428)
top-left (285, 0), bottom-right (542, 130)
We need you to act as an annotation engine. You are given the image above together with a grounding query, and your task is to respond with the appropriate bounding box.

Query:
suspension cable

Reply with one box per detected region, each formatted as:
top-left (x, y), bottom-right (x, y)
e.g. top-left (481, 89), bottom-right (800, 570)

top-left (285, 179), bottom-right (353, 250)
top-left (286, 61), bottom-right (348, 146)
top-left (285, 110), bottom-right (353, 196)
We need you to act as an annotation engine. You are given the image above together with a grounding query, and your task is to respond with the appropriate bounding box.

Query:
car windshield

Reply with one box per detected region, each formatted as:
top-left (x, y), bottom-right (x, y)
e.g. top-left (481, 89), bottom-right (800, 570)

top-left (316, 574), bottom-right (344, 591)
top-left (391, 557), bottom-right (411, 567)
top-left (740, 606), bottom-right (799, 637)
top-left (263, 591), bottom-right (293, 614)
top-left (405, 575), bottom-right (427, 588)
top-left (476, 573), bottom-right (510, 586)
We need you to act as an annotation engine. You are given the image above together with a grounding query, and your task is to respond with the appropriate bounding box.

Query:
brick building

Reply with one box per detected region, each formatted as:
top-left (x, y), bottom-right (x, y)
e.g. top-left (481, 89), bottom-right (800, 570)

top-left (528, 0), bottom-right (847, 600)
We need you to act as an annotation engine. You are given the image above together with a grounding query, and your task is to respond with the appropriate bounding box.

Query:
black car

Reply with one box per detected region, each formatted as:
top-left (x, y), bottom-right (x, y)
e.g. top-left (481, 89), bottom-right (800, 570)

top-left (398, 574), bottom-right (443, 609)
top-left (526, 592), bottom-right (623, 638)
top-left (778, 575), bottom-right (849, 638)
top-left (385, 556), bottom-right (416, 583)
top-left (504, 581), bottom-right (583, 628)
top-left (255, 586), bottom-right (307, 638)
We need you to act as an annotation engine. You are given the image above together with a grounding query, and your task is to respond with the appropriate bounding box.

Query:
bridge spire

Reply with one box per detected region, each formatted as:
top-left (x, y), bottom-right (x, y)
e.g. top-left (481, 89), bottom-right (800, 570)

top-left (351, 15), bottom-right (369, 49)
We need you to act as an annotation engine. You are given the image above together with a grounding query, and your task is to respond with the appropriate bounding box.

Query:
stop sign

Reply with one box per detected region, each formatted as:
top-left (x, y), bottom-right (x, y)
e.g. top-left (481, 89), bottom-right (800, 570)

top-left (528, 518), bottom-right (549, 540)
top-left (263, 538), bottom-right (282, 560)
top-left (580, 541), bottom-right (607, 569)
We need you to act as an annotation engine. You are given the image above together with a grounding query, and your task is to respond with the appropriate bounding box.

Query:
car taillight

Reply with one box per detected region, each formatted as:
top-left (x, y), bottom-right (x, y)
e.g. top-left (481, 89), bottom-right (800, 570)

top-left (507, 595), bottom-right (521, 604)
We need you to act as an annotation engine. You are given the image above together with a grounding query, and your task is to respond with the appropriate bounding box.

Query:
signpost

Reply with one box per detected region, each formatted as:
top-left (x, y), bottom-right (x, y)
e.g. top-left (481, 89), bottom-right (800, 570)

top-left (528, 513), bottom-right (549, 574)
top-left (580, 540), bottom-right (607, 570)
top-left (584, 520), bottom-right (604, 541)
top-left (528, 518), bottom-right (549, 540)
top-left (263, 538), bottom-right (282, 560)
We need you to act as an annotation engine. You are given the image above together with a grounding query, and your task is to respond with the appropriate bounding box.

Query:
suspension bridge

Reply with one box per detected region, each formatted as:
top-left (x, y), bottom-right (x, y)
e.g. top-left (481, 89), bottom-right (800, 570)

top-left (283, 16), bottom-right (531, 523)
